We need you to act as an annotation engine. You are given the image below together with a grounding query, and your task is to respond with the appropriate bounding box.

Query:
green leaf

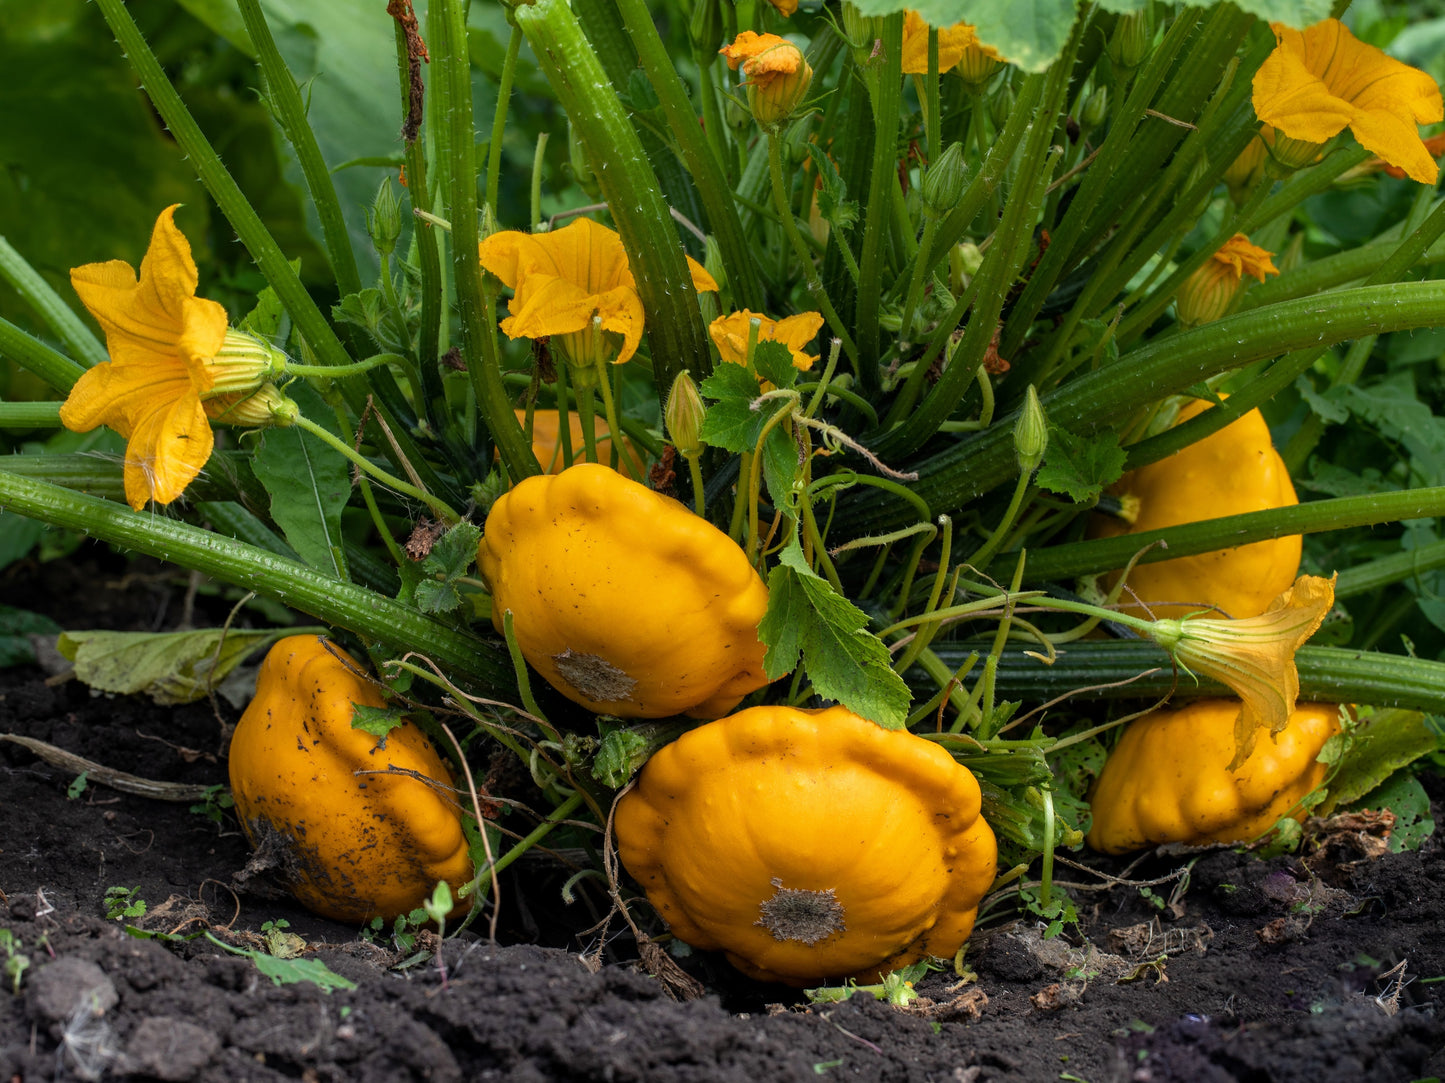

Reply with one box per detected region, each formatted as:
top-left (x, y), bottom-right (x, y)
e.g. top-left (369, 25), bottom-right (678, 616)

top-left (412, 522), bottom-right (483, 615)
top-left (760, 425), bottom-right (802, 515)
top-left (803, 143), bottom-right (856, 232)
top-left (1353, 771), bottom-right (1436, 853)
top-left (1036, 425), bottom-right (1126, 504)
top-left (206, 933), bottom-right (357, 992)
top-left (759, 540), bottom-right (910, 728)
top-left (850, 0), bottom-right (1078, 73)
top-left (250, 382), bottom-right (351, 579)
top-left (351, 703), bottom-right (407, 738)
top-left (753, 339), bottom-right (799, 392)
top-left (240, 261), bottom-right (301, 343)
top-left (1323, 708), bottom-right (1443, 812)
top-left (699, 359), bottom-right (762, 402)
top-left (56, 627), bottom-right (291, 706)
top-left (0, 603), bottom-right (61, 668)
top-left (592, 727), bottom-right (654, 788)
top-left (1335, 373), bottom-right (1445, 487)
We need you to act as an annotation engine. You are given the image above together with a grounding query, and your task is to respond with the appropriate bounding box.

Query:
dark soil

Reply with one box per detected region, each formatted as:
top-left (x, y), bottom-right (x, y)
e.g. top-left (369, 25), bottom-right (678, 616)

top-left (3, 546), bottom-right (1445, 1082)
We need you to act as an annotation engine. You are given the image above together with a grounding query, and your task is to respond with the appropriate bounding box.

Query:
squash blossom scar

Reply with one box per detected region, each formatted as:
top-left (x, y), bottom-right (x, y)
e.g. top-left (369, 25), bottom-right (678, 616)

top-left (551, 648), bottom-right (638, 702)
top-left (756, 878), bottom-right (846, 944)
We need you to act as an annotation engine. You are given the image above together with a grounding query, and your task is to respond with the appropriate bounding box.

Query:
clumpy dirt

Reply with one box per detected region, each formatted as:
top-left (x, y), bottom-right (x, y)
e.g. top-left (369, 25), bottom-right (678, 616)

top-left (3, 546), bottom-right (1445, 1082)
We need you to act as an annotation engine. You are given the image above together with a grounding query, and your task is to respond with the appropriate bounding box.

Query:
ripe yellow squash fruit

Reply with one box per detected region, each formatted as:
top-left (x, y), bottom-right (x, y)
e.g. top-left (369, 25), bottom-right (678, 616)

top-left (615, 705), bottom-right (999, 985)
top-left (228, 635), bottom-right (473, 922)
top-left (1086, 698), bottom-right (1340, 854)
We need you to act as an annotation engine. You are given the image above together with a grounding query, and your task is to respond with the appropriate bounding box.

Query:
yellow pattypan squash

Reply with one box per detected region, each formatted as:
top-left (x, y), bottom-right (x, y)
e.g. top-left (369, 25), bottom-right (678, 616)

top-left (1092, 398), bottom-right (1301, 619)
top-left (512, 408), bottom-right (643, 475)
top-left (228, 635), bottom-right (473, 922)
top-left (1086, 698), bottom-right (1341, 855)
top-left (615, 705), bottom-right (999, 985)
top-left (478, 463), bottom-right (771, 718)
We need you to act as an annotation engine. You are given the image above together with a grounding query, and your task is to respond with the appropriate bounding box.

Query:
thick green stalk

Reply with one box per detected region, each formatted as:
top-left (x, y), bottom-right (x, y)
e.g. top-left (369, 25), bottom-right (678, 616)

top-left (1336, 540), bottom-right (1445, 599)
top-left (611, 0), bottom-right (764, 312)
top-left (0, 403), bottom-right (62, 429)
top-left (431, 0), bottom-right (539, 481)
top-left (875, 43), bottom-right (1075, 459)
top-left (0, 239), bottom-right (106, 369)
top-left (0, 468), bottom-right (513, 689)
top-left (957, 640), bottom-right (1445, 714)
top-left (840, 280), bottom-right (1445, 535)
top-left (235, 0), bottom-right (361, 297)
top-left (854, 12), bottom-right (904, 393)
top-left (515, 0), bottom-right (715, 395)
top-left (1002, 487), bottom-right (1445, 582)
top-left (486, 26), bottom-right (524, 216)
top-left (0, 318), bottom-right (85, 392)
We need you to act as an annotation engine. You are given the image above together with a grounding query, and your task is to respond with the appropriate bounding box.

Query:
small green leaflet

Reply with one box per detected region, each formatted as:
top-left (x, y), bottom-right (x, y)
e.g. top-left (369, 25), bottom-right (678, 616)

top-left (753, 339), bottom-right (800, 393)
top-left (699, 362), bottom-right (772, 453)
top-left (413, 521), bottom-right (483, 615)
top-left (351, 704), bottom-right (408, 738)
top-left (803, 143), bottom-right (857, 233)
top-left (206, 933), bottom-right (357, 993)
top-left (239, 259), bottom-right (300, 342)
top-left (759, 539), bottom-right (910, 729)
top-left (1035, 424), bottom-right (1126, 504)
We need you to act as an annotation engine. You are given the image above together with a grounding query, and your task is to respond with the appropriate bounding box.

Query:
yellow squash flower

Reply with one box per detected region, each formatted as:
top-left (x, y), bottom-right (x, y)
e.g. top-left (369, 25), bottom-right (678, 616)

top-left (764, 0), bottom-right (797, 16)
top-left (900, 12), bottom-right (978, 74)
top-left (60, 205), bottom-right (287, 510)
top-left (709, 310), bottom-right (826, 371)
top-left (1252, 18), bottom-right (1444, 184)
top-left (479, 217), bottom-right (717, 369)
top-left (1147, 574), bottom-right (1336, 769)
top-left (1175, 233), bottom-right (1280, 328)
top-left (720, 32), bottom-right (813, 131)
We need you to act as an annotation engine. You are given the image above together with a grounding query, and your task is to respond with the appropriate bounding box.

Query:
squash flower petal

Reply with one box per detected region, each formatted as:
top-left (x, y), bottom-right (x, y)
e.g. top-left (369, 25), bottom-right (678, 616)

top-left (60, 205), bottom-right (230, 510)
top-left (1253, 18), bottom-right (1444, 185)
top-left (480, 217), bottom-right (716, 367)
top-left (1147, 574), bottom-right (1337, 770)
top-left (710, 310), bottom-right (826, 370)
top-left (900, 12), bottom-right (978, 75)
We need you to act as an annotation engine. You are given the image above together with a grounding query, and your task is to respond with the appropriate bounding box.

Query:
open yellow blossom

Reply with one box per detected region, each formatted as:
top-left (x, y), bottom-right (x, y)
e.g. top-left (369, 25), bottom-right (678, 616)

top-left (60, 205), bottom-right (288, 510)
top-left (1147, 574), bottom-right (1336, 769)
top-left (710, 310), bottom-right (826, 371)
top-left (1252, 18), bottom-right (1444, 185)
top-left (763, 0), bottom-right (797, 16)
top-left (1176, 233), bottom-right (1280, 327)
top-left (900, 12), bottom-right (978, 74)
top-left (479, 217), bottom-right (717, 369)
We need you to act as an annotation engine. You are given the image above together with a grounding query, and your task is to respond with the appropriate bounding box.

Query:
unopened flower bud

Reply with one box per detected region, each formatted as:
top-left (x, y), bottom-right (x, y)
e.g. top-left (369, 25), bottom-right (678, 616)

top-left (368, 177), bottom-right (403, 259)
top-left (921, 142), bottom-right (969, 217)
top-left (665, 372), bottom-right (707, 459)
top-left (204, 381), bottom-right (299, 429)
top-left (689, 0), bottom-right (724, 55)
top-left (206, 329), bottom-right (288, 396)
top-left (990, 79), bottom-right (1016, 130)
top-left (949, 241), bottom-right (984, 295)
top-left (1106, 7), bottom-right (1154, 74)
top-left (1079, 86), bottom-right (1108, 133)
top-left (841, 3), bottom-right (885, 69)
top-left (1014, 385), bottom-right (1048, 474)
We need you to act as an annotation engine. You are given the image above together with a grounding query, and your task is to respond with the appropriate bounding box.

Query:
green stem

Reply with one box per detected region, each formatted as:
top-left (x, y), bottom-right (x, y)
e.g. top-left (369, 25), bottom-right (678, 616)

top-left (431, 0), bottom-right (539, 482)
top-left (1006, 487), bottom-right (1445, 583)
top-left (0, 467), bottom-right (512, 688)
top-left (515, 0), bottom-right (715, 395)
top-left (0, 317), bottom-right (85, 392)
top-left (235, 0), bottom-right (361, 297)
top-left (290, 414), bottom-right (459, 524)
top-left (0, 402), bottom-right (62, 428)
top-left (487, 25), bottom-right (524, 216)
top-left (965, 473), bottom-right (1034, 571)
top-left (1335, 539), bottom-right (1445, 599)
top-left (685, 453), bottom-right (706, 517)
top-left (767, 135), bottom-right (859, 368)
top-left (285, 355), bottom-right (401, 380)
top-left (480, 791), bottom-right (586, 882)
top-left (0, 238), bottom-right (106, 368)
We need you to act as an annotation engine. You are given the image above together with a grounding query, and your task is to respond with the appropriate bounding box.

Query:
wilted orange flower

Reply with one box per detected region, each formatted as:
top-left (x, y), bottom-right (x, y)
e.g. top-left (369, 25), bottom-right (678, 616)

top-left (479, 217), bottom-right (717, 369)
top-left (710, 310), bottom-right (826, 371)
top-left (1252, 18), bottom-right (1444, 184)
top-left (1176, 234), bottom-right (1279, 327)
top-left (720, 32), bottom-right (813, 130)
top-left (1148, 574), bottom-right (1336, 768)
top-left (763, 0), bottom-right (797, 15)
top-left (900, 12), bottom-right (978, 75)
top-left (60, 205), bottom-right (288, 510)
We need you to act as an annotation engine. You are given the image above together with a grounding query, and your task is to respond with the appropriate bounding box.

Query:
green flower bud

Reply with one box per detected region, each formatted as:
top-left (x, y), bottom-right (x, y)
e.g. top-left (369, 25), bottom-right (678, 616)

top-left (1106, 7), bottom-right (1154, 74)
top-left (841, 3), bottom-right (886, 69)
top-left (1079, 86), bottom-right (1108, 133)
top-left (204, 381), bottom-right (299, 429)
top-left (1014, 385), bottom-right (1048, 473)
top-left (368, 177), bottom-right (403, 259)
top-left (921, 142), bottom-right (969, 217)
top-left (689, 0), bottom-right (723, 56)
top-left (665, 372), bottom-right (707, 459)
top-left (989, 79), bottom-right (1016, 130)
top-left (949, 241), bottom-right (984, 295)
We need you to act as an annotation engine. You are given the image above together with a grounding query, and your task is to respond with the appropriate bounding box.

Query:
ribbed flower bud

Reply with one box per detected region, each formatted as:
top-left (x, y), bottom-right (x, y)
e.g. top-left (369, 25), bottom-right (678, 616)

top-left (204, 381), bottom-right (299, 429)
top-left (665, 372), bottom-right (707, 459)
top-left (921, 142), bottom-right (969, 217)
top-left (1106, 7), bottom-right (1154, 74)
top-left (368, 177), bottom-right (403, 259)
top-left (1079, 86), bottom-right (1108, 133)
top-left (205, 329), bottom-right (288, 397)
top-left (841, 3), bottom-right (886, 69)
top-left (949, 241), bottom-right (984, 295)
top-left (689, 0), bottom-right (723, 56)
top-left (719, 33), bottom-right (813, 134)
top-left (1014, 385), bottom-right (1048, 474)
top-left (1175, 234), bottom-right (1280, 328)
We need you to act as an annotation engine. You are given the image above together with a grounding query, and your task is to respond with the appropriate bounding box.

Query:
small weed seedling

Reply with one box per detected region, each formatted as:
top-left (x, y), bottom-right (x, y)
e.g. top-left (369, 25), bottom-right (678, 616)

top-left (103, 886), bottom-right (147, 922)
top-left (0, 929), bottom-right (31, 993)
